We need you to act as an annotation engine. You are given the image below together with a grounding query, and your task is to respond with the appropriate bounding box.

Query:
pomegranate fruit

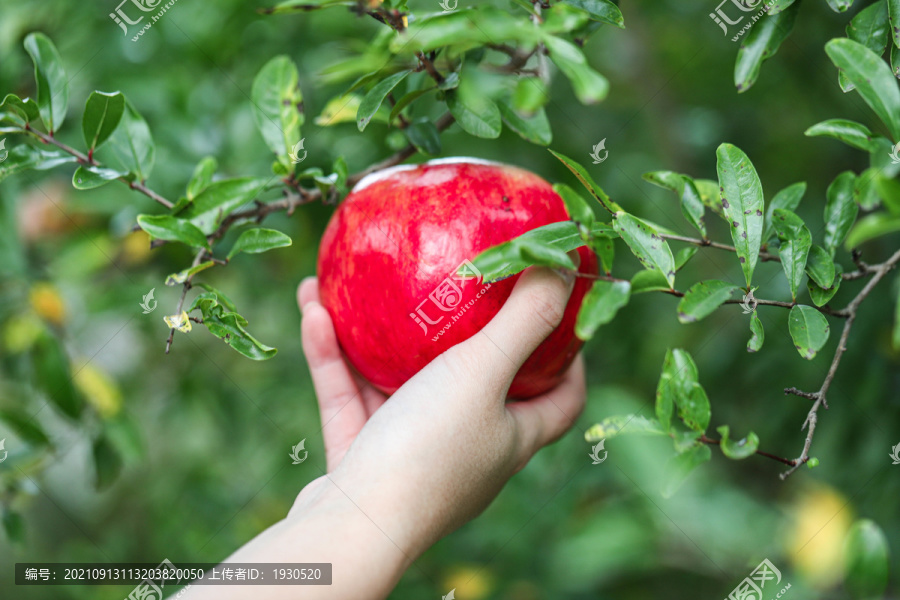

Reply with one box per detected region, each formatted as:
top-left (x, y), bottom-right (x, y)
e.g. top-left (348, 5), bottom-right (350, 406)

top-left (317, 158), bottom-right (597, 398)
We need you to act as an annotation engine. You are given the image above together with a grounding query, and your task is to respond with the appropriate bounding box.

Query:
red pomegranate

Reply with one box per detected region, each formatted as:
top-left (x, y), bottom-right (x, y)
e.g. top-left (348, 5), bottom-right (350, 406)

top-left (317, 158), bottom-right (597, 398)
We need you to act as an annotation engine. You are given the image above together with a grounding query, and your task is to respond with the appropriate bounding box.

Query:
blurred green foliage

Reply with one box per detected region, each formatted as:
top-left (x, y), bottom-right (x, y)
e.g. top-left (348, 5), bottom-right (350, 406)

top-left (0, 0), bottom-right (898, 598)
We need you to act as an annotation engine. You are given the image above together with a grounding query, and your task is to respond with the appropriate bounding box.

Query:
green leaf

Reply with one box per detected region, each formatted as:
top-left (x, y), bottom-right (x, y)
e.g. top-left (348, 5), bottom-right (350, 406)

top-left (808, 263), bottom-right (843, 307)
top-left (661, 444), bottom-right (711, 498)
top-left (894, 274), bottom-right (900, 350)
top-left (137, 215), bottom-right (210, 250)
top-left (806, 245), bottom-right (836, 289)
top-left (892, 42), bottom-right (900, 76)
top-left (446, 91), bottom-right (501, 139)
top-left (176, 178), bottom-right (266, 235)
top-left (92, 435), bottom-right (123, 491)
top-left (823, 171), bottom-right (860, 255)
top-left (227, 228), bottom-right (292, 260)
top-left (716, 425), bottom-right (760, 459)
top-left (773, 208), bottom-right (812, 301)
top-left (675, 247), bottom-right (698, 271)
top-left (576, 280), bottom-right (630, 340)
top-left (389, 87), bottom-right (436, 123)
top-left (497, 101), bottom-right (552, 146)
top-left (826, 0), bottom-right (855, 12)
top-left (844, 519), bottom-right (890, 600)
top-left (590, 235), bottom-right (614, 275)
top-left (315, 94), bottom-right (362, 127)
top-left (657, 349), bottom-right (709, 432)
top-left (890, 0), bottom-right (900, 48)
top-left (561, 0), bottom-right (624, 27)
top-left (193, 283), bottom-right (237, 313)
top-left (747, 311), bottom-right (765, 352)
top-left (470, 221), bottom-right (614, 282)
top-left (694, 178), bottom-right (726, 220)
top-left (825, 38), bottom-right (900, 140)
top-left (23, 33), bottom-right (68, 133)
top-left (643, 171), bottom-right (707, 237)
top-left (788, 305), bottom-right (830, 360)
top-left (251, 56), bottom-right (304, 161)
top-left (189, 293), bottom-right (277, 360)
top-left (544, 36), bottom-right (609, 104)
top-left (165, 261), bottom-right (215, 286)
top-left (613, 212), bottom-right (676, 288)
top-left (262, 0), bottom-right (353, 12)
top-left (0, 408), bottom-right (50, 446)
top-left (34, 332), bottom-right (83, 419)
top-left (762, 182), bottom-right (806, 245)
top-left (845, 213), bottom-right (900, 248)
top-left (0, 145), bottom-right (76, 183)
top-left (841, 1), bottom-right (891, 92)
top-left (549, 149), bottom-right (620, 213)
top-left (512, 77), bottom-right (548, 115)
top-left (0, 94), bottom-right (40, 124)
top-left (767, 0), bottom-right (797, 15)
top-left (72, 165), bottom-right (127, 190)
top-left (854, 167), bottom-right (882, 210)
top-left (677, 280), bottom-right (739, 324)
top-left (734, 3), bottom-right (799, 92)
top-left (389, 10), bottom-right (542, 54)
top-left (104, 99), bottom-right (155, 181)
top-left (804, 119), bottom-right (883, 153)
top-left (631, 269), bottom-right (671, 294)
top-left (877, 175), bottom-right (900, 214)
top-left (82, 91), bottom-right (125, 151)
top-left (186, 157), bottom-right (218, 201)
top-left (717, 143), bottom-right (765, 287)
top-left (2, 510), bottom-right (25, 544)
top-left (404, 118), bottom-right (441, 156)
top-left (584, 415), bottom-right (666, 442)
top-left (357, 70), bottom-right (410, 132)
top-left (553, 183), bottom-right (594, 227)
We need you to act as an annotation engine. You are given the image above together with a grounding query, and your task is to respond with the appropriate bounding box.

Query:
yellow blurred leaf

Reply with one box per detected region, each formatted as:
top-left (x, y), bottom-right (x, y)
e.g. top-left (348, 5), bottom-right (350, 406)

top-left (120, 230), bottom-right (152, 265)
top-left (443, 565), bottom-right (493, 600)
top-left (786, 484), bottom-right (852, 589)
top-left (3, 313), bottom-right (45, 353)
top-left (29, 282), bottom-right (66, 326)
top-left (314, 95), bottom-right (362, 127)
top-left (74, 364), bottom-right (122, 418)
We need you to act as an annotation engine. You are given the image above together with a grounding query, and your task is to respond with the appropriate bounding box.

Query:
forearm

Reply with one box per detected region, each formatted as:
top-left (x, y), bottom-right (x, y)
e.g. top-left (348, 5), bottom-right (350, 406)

top-left (182, 475), bottom-right (415, 600)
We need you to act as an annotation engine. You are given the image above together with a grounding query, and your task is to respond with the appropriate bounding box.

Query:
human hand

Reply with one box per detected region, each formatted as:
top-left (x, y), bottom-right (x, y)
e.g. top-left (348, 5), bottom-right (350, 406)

top-left (296, 264), bottom-right (587, 560)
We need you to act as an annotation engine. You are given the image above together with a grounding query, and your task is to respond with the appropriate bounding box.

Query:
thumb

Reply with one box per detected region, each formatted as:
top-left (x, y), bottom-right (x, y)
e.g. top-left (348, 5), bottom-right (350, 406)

top-left (453, 261), bottom-right (577, 385)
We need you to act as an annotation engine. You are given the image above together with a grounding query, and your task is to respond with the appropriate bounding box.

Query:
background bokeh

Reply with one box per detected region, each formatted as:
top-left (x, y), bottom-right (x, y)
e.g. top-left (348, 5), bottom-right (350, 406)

top-left (0, 0), bottom-right (898, 598)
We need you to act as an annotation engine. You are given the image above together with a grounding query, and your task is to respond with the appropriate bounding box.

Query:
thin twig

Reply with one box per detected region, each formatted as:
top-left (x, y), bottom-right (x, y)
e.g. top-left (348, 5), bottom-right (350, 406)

top-left (660, 233), bottom-right (780, 263)
top-left (699, 435), bottom-right (797, 467)
top-left (165, 249), bottom-right (207, 354)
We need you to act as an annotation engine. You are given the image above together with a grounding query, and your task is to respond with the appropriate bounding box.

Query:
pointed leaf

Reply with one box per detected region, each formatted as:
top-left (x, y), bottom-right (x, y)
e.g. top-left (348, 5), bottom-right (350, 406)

top-left (717, 144), bottom-right (765, 286)
top-left (735, 3), bottom-right (799, 92)
top-left (677, 280), bottom-right (739, 323)
top-left (550, 149), bottom-right (620, 213)
top-left (544, 35), bottom-right (609, 104)
top-left (23, 33), bottom-right (68, 133)
top-left (824, 171), bottom-right (860, 255)
top-left (631, 269), bottom-right (671, 294)
top-left (72, 165), bottom-right (127, 190)
top-left (590, 234), bottom-right (614, 275)
top-left (773, 208), bottom-right (812, 300)
top-left (805, 119), bottom-right (883, 153)
top-left (82, 91), bottom-right (125, 151)
top-left (613, 212), bottom-right (676, 288)
top-left (166, 261), bottom-right (215, 286)
top-left (497, 100), bottom-right (552, 146)
top-left (0, 146), bottom-right (76, 183)
top-left (227, 228), bottom-right (292, 260)
top-left (176, 178), bottom-right (266, 235)
top-left (137, 215), bottom-right (210, 250)
top-left (0, 94), bottom-right (40, 125)
top-left (251, 55), bottom-right (304, 162)
top-left (840, 1), bottom-right (891, 92)
top-left (104, 99), bottom-right (155, 181)
top-left (553, 183), bottom-right (594, 227)
top-left (561, 0), bottom-right (624, 27)
top-left (357, 70), bottom-right (411, 131)
top-left (187, 157), bottom-right (218, 201)
top-left (446, 91), bottom-right (501, 139)
top-left (190, 294), bottom-right (277, 360)
top-left (763, 182), bottom-right (806, 244)
top-left (825, 38), bottom-right (900, 140)
top-left (806, 245), bottom-right (836, 289)
top-left (808, 262), bottom-right (843, 307)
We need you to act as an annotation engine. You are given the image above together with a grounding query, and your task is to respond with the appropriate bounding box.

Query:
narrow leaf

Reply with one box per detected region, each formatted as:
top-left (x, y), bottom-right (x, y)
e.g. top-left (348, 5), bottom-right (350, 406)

top-left (446, 91), bottom-right (501, 139)
top-left (357, 70), bottom-right (411, 132)
top-left (137, 214), bottom-right (210, 250)
top-left (251, 56), bottom-right (304, 160)
top-left (550, 149), bottom-right (620, 213)
top-left (23, 33), bottom-right (68, 133)
top-left (824, 171), bottom-right (859, 255)
top-left (72, 165), bottom-right (127, 190)
top-left (763, 181), bottom-right (806, 244)
top-left (613, 212), bottom-right (676, 288)
top-left (187, 157), bottom-right (218, 201)
top-left (576, 280), bottom-right (630, 340)
top-left (748, 312), bottom-right (765, 352)
top-left (677, 280), bottom-right (739, 323)
top-left (227, 228), bottom-right (292, 260)
top-left (735, 3), bottom-right (799, 92)
top-left (805, 119), bottom-right (883, 153)
top-left (82, 91), bottom-right (125, 151)
top-left (716, 143), bottom-right (765, 287)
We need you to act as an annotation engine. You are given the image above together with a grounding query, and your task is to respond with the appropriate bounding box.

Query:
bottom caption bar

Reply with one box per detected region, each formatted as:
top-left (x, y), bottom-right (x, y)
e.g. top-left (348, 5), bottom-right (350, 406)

top-left (15, 561), bottom-right (332, 586)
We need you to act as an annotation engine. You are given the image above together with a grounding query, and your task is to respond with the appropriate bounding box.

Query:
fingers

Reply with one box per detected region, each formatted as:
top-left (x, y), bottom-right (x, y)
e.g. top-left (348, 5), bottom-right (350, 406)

top-left (298, 276), bottom-right (320, 308)
top-left (457, 265), bottom-right (576, 386)
top-left (506, 354), bottom-right (586, 467)
top-left (299, 281), bottom-right (368, 472)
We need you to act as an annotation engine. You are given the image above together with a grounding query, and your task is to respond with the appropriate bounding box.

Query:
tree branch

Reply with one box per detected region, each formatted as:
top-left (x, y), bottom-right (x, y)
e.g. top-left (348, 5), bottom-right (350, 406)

top-left (779, 247), bottom-right (900, 479)
top-left (165, 248), bottom-right (207, 354)
top-left (660, 233), bottom-right (780, 263)
top-left (699, 435), bottom-right (798, 467)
